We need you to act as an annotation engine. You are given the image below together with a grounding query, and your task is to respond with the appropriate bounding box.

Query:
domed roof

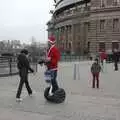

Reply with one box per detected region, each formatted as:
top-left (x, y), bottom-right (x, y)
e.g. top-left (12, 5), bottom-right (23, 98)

top-left (55, 0), bottom-right (82, 11)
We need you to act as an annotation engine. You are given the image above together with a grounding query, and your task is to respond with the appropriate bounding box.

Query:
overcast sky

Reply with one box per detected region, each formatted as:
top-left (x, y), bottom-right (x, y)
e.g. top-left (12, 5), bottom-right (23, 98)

top-left (0, 0), bottom-right (54, 44)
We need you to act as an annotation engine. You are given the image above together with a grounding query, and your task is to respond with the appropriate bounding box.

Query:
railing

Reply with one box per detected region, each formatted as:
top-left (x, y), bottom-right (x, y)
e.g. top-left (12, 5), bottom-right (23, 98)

top-left (60, 55), bottom-right (89, 62)
top-left (0, 56), bottom-right (38, 77)
top-left (55, 6), bottom-right (90, 21)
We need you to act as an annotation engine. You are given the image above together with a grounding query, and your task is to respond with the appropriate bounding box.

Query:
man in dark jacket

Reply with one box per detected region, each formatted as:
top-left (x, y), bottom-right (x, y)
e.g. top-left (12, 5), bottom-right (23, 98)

top-left (113, 49), bottom-right (119, 71)
top-left (16, 49), bottom-right (34, 102)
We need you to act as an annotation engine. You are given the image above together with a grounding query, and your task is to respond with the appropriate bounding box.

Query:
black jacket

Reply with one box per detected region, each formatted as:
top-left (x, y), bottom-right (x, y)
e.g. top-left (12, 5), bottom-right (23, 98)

top-left (91, 62), bottom-right (101, 73)
top-left (17, 53), bottom-right (34, 73)
top-left (113, 52), bottom-right (119, 62)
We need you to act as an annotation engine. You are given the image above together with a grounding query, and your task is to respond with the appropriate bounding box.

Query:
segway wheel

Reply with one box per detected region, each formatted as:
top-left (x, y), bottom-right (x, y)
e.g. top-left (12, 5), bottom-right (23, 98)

top-left (44, 87), bottom-right (52, 101)
top-left (52, 88), bottom-right (66, 103)
top-left (44, 87), bottom-right (66, 103)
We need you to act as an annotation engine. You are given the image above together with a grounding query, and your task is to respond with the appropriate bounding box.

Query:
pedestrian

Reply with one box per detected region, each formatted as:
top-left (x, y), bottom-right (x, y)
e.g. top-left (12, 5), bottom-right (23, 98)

top-left (100, 50), bottom-right (107, 72)
top-left (16, 49), bottom-right (34, 102)
top-left (100, 50), bottom-right (107, 65)
top-left (91, 58), bottom-right (101, 88)
top-left (113, 49), bottom-right (119, 71)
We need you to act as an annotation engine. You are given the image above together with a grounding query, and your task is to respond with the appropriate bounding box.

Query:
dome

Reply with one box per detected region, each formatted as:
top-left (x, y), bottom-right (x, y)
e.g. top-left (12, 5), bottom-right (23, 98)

top-left (55, 0), bottom-right (83, 12)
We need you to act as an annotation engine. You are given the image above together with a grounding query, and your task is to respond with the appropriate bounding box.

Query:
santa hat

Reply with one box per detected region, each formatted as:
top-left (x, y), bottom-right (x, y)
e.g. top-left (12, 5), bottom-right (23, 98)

top-left (48, 35), bottom-right (56, 44)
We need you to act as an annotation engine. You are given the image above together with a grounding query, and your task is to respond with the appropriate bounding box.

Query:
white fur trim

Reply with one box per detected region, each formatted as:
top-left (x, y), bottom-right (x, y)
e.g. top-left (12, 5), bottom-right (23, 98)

top-left (48, 39), bottom-right (55, 44)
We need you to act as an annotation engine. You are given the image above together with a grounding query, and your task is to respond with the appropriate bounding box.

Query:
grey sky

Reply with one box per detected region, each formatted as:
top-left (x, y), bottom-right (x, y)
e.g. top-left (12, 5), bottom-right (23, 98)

top-left (0, 0), bottom-right (54, 43)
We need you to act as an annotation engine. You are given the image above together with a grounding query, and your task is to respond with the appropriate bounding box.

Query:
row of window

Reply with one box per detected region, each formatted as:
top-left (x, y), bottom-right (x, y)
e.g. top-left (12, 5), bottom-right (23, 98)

top-left (55, 18), bottom-right (120, 42)
top-left (99, 42), bottom-right (119, 51)
top-left (55, 4), bottom-right (90, 19)
top-left (100, 18), bottom-right (119, 32)
top-left (58, 40), bottom-right (120, 53)
top-left (56, 0), bottom-right (120, 19)
top-left (58, 42), bottom-right (120, 53)
top-left (74, 18), bottom-right (120, 33)
top-left (55, 25), bottom-right (72, 36)
top-left (101, 0), bottom-right (120, 7)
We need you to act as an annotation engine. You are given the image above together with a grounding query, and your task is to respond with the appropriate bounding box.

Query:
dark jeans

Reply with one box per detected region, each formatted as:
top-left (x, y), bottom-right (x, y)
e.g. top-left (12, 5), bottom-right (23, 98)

top-left (101, 60), bottom-right (103, 66)
top-left (16, 68), bottom-right (32, 98)
top-left (51, 70), bottom-right (59, 93)
top-left (114, 62), bottom-right (118, 71)
top-left (92, 73), bottom-right (99, 88)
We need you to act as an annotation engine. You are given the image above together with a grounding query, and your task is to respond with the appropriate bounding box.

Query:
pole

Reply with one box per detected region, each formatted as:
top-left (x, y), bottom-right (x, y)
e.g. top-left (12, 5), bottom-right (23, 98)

top-left (78, 63), bottom-right (80, 80)
top-left (73, 63), bottom-right (77, 80)
top-left (9, 57), bottom-right (12, 75)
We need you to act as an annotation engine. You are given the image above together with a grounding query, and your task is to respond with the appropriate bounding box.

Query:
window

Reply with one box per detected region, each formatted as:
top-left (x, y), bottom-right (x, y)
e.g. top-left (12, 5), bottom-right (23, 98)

top-left (77, 35), bottom-right (80, 41)
top-left (113, 18), bottom-right (119, 31)
top-left (107, 0), bottom-right (112, 6)
top-left (88, 22), bottom-right (90, 31)
top-left (87, 42), bottom-right (90, 52)
top-left (99, 42), bottom-right (105, 51)
top-left (65, 10), bottom-right (71, 15)
top-left (77, 25), bottom-right (80, 33)
top-left (59, 27), bottom-right (65, 41)
top-left (68, 42), bottom-right (72, 49)
top-left (74, 24), bottom-right (80, 33)
top-left (77, 42), bottom-right (80, 48)
top-left (55, 29), bottom-right (59, 41)
top-left (101, 0), bottom-right (106, 7)
top-left (113, 0), bottom-right (120, 5)
top-left (112, 42), bottom-right (119, 50)
top-left (100, 20), bottom-right (105, 31)
top-left (85, 22), bottom-right (90, 32)
top-left (68, 25), bottom-right (72, 34)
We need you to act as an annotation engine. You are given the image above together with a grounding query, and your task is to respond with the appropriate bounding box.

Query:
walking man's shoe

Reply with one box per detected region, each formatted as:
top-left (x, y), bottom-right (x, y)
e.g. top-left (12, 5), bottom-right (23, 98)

top-left (16, 98), bottom-right (23, 102)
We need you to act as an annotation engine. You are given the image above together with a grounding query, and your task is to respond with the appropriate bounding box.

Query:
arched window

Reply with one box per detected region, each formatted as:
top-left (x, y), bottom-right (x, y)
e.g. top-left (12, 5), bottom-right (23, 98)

top-left (113, 0), bottom-right (120, 5)
top-left (101, 0), bottom-right (106, 7)
top-left (112, 42), bottom-right (119, 50)
top-left (87, 42), bottom-right (90, 52)
top-left (99, 42), bottom-right (106, 52)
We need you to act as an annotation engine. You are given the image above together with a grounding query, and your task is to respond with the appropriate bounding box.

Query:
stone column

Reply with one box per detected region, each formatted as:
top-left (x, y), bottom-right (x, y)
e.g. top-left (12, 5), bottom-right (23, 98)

top-left (64, 26), bottom-right (68, 52)
top-left (71, 24), bottom-right (75, 54)
top-left (80, 23), bottom-right (84, 55)
top-left (56, 28), bottom-right (59, 47)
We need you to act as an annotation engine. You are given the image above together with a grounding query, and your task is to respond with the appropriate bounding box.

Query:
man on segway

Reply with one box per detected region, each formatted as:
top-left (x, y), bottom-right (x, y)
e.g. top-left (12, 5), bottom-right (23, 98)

top-left (46, 35), bottom-right (60, 93)
top-left (39, 35), bottom-right (60, 93)
top-left (39, 35), bottom-right (66, 103)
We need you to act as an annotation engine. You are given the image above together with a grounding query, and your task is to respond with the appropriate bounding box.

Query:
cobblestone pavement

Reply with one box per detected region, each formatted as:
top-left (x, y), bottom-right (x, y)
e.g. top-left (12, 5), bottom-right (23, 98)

top-left (0, 61), bottom-right (120, 120)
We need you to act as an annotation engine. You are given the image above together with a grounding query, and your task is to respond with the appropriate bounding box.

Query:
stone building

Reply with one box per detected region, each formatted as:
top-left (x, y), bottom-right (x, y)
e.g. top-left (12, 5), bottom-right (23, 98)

top-left (47, 0), bottom-right (120, 55)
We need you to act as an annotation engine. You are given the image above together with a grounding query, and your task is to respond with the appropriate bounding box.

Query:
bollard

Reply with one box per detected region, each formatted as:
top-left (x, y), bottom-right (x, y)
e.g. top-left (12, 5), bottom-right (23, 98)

top-left (73, 63), bottom-right (80, 80)
top-left (77, 63), bottom-right (80, 80)
top-left (9, 58), bottom-right (12, 75)
top-left (103, 59), bottom-right (107, 73)
top-left (35, 63), bottom-right (38, 72)
top-left (73, 63), bottom-right (77, 80)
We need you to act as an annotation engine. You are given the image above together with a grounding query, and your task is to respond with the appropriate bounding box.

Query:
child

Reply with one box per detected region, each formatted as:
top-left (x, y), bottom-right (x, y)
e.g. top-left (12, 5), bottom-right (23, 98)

top-left (91, 58), bottom-right (101, 88)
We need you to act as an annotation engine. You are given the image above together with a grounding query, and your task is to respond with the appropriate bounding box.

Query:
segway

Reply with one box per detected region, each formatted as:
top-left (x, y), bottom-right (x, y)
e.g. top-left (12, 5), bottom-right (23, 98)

top-left (39, 60), bottom-right (66, 103)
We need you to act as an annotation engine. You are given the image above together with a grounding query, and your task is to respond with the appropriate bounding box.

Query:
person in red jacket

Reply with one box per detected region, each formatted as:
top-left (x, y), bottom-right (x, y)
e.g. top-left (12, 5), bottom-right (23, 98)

top-left (47, 36), bottom-right (60, 93)
top-left (39, 35), bottom-right (60, 93)
top-left (47, 36), bottom-right (60, 71)
top-left (100, 50), bottom-right (107, 65)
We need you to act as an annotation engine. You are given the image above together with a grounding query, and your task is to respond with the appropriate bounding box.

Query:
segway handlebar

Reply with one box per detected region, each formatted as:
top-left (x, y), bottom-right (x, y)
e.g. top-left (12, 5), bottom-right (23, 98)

top-left (38, 59), bottom-right (51, 66)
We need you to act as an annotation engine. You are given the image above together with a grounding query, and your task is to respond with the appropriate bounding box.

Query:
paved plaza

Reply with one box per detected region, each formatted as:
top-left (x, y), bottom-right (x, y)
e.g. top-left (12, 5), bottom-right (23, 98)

top-left (0, 61), bottom-right (120, 120)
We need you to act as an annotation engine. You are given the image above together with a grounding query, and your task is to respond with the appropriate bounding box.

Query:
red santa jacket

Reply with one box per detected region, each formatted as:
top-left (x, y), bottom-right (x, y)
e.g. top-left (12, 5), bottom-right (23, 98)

top-left (47, 45), bottom-right (60, 70)
top-left (100, 52), bottom-right (107, 61)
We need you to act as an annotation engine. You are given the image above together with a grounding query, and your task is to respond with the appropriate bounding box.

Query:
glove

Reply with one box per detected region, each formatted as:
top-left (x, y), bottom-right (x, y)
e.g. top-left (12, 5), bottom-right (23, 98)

top-left (38, 59), bottom-right (45, 65)
top-left (30, 69), bottom-right (34, 73)
top-left (44, 60), bottom-right (51, 65)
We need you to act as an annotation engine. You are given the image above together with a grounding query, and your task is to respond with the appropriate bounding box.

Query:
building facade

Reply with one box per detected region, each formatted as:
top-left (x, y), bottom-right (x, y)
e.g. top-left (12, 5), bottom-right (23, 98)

top-left (47, 0), bottom-right (120, 55)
